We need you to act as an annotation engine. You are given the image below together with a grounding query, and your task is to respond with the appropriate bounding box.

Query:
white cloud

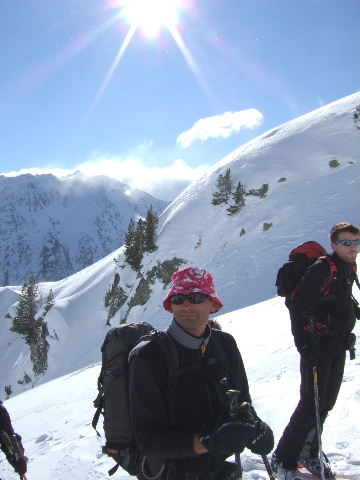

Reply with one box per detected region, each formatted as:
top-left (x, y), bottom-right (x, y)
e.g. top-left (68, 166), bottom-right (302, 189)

top-left (1, 155), bottom-right (209, 202)
top-left (177, 108), bottom-right (264, 148)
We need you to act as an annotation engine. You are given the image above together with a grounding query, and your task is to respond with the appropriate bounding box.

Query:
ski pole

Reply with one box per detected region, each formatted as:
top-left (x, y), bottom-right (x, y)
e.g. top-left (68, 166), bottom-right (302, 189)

top-left (261, 454), bottom-right (276, 480)
top-left (312, 364), bottom-right (326, 480)
top-left (309, 316), bottom-right (326, 480)
top-left (226, 390), bottom-right (243, 480)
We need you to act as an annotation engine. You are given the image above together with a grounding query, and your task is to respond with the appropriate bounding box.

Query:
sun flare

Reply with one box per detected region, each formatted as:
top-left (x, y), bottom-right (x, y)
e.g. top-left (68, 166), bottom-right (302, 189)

top-left (121, 0), bottom-right (182, 38)
top-left (88, 0), bottom-right (210, 119)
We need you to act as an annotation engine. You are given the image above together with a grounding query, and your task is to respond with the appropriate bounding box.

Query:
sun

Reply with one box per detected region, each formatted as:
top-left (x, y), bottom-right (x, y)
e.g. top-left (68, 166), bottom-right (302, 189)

top-left (121, 0), bottom-right (182, 38)
top-left (88, 0), bottom-right (209, 118)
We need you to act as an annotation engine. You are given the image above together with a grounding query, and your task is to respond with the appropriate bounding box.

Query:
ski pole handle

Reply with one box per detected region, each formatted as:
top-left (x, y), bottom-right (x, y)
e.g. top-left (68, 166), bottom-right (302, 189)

top-left (227, 389), bottom-right (241, 420)
top-left (226, 390), bottom-right (243, 479)
top-left (226, 391), bottom-right (276, 480)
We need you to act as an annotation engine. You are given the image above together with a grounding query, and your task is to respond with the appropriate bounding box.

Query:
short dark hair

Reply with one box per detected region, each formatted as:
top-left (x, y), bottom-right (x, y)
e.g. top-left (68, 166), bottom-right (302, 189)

top-left (330, 222), bottom-right (360, 243)
top-left (208, 319), bottom-right (222, 330)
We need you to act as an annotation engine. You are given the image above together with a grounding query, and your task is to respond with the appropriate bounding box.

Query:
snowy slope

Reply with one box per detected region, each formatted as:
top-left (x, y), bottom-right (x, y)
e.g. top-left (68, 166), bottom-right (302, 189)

top-left (0, 92), bottom-right (359, 397)
top-left (151, 92), bottom-right (360, 313)
top-left (1, 298), bottom-right (359, 480)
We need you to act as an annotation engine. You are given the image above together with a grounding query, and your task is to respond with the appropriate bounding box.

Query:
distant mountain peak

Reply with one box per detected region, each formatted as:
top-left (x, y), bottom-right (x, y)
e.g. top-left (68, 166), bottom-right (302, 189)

top-left (0, 174), bottom-right (168, 286)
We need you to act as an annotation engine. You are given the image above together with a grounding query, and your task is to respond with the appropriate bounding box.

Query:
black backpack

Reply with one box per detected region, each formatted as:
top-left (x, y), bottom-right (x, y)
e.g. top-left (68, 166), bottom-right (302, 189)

top-left (92, 321), bottom-right (228, 477)
top-left (275, 241), bottom-right (329, 298)
top-left (92, 321), bottom-right (180, 477)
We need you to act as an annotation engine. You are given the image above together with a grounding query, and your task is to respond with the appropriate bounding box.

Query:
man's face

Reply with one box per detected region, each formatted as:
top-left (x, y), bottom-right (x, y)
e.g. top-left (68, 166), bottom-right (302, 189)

top-left (331, 232), bottom-right (360, 263)
top-left (170, 294), bottom-right (217, 337)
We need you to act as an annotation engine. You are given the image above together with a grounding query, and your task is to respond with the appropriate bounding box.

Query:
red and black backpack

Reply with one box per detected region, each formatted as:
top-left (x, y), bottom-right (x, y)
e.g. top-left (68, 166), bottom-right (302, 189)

top-left (275, 241), bottom-right (340, 298)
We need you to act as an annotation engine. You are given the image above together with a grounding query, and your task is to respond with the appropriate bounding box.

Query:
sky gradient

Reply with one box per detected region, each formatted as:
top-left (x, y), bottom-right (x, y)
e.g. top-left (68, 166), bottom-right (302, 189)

top-left (0, 0), bottom-right (359, 200)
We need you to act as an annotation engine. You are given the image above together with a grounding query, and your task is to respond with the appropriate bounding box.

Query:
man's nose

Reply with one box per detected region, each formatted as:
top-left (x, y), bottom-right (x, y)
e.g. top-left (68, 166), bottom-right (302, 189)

top-left (181, 299), bottom-right (193, 306)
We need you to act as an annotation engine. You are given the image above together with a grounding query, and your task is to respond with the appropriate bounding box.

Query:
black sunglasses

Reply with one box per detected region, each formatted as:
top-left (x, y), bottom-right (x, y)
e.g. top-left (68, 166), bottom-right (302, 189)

top-left (335, 239), bottom-right (360, 247)
top-left (170, 293), bottom-right (210, 305)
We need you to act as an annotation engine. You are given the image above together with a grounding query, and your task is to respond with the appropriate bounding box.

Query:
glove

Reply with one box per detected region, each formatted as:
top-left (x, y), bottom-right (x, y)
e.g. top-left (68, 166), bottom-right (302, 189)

top-left (200, 421), bottom-right (256, 456)
top-left (9, 454), bottom-right (27, 476)
top-left (13, 456), bottom-right (28, 475)
top-left (247, 419), bottom-right (274, 455)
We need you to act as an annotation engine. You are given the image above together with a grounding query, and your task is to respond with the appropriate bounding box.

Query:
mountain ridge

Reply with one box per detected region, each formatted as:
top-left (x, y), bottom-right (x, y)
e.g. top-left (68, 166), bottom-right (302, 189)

top-left (0, 172), bottom-right (168, 286)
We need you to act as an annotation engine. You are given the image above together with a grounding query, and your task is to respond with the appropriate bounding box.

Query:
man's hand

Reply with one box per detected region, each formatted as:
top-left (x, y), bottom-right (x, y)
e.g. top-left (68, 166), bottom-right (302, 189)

top-left (193, 434), bottom-right (208, 454)
top-left (247, 419), bottom-right (274, 455)
top-left (199, 421), bottom-right (256, 456)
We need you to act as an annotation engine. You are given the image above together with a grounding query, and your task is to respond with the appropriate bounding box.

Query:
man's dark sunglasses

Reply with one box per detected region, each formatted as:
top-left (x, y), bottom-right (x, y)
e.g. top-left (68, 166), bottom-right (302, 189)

top-left (335, 239), bottom-right (360, 247)
top-left (170, 293), bottom-right (210, 305)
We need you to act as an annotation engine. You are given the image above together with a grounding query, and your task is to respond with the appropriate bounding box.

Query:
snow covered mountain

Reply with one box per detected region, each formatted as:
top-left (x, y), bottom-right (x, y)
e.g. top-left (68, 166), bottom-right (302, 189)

top-left (0, 92), bottom-right (359, 397)
top-left (0, 172), bottom-right (168, 286)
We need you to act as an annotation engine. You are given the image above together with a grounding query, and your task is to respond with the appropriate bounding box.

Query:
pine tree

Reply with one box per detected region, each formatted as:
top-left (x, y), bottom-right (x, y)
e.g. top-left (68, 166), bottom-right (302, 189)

top-left (125, 218), bottom-right (135, 246)
top-left (354, 104), bottom-right (360, 129)
top-left (226, 181), bottom-right (246, 215)
top-left (124, 218), bottom-right (145, 271)
top-left (223, 168), bottom-right (233, 201)
top-left (246, 183), bottom-right (269, 198)
top-left (31, 317), bottom-right (49, 375)
top-left (124, 209), bottom-right (158, 271)
top-left (11, 276), bottom-right (40, 342)
top-left (113, 272), bottom-right (120, 287)
top-left (144, 205), bottom-right (158, 252)
top-left (124, 218), bottom-right (136, 267)
top-left (212, 168), bottom-right (233, 205)
top-left (43, 289), bottom-right (55, 316)
top-left (212, 173), bottom-right (226, 205)
top-left (10, 276), bottom-right (49, 376)
top-left (104, 273), bottom-right (127, 325)
top-left (132, 219), bottom-right (145, 271)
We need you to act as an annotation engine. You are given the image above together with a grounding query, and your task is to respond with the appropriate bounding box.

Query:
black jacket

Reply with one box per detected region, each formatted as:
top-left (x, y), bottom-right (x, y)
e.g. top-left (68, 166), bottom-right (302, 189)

top-left (290, 252), bottom-right (357, 349)
top-left (0, 403), bottom-right (14, 443)
top-left (0, 402), bottom-right (27, 476)
top-left (0, 402), bottom-right (15, 460)
top-left (129, 320), bottom-right (251, 474)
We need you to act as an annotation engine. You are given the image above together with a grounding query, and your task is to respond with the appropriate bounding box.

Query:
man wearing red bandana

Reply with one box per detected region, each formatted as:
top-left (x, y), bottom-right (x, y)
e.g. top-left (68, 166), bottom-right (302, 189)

top-left (129, 266), bottom-right (274, 480)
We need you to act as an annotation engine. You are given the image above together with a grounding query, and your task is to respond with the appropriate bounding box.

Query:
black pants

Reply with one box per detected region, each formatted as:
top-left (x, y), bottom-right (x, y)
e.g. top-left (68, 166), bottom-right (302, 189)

top-left (274, 344), bottom-right (346, 470)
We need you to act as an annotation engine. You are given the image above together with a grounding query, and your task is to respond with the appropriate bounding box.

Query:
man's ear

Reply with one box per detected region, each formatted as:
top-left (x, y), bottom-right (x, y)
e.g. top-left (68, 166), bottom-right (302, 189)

top-left (210, 300), bottom-right (218, 314)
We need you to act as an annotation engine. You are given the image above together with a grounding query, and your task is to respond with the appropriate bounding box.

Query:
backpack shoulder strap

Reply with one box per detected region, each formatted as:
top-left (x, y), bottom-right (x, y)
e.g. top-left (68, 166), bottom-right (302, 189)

top-left (318, 255), bottom-right (338, 295)
top-left (355, 273), bottom-right (360, 290)
top-left (207, 330), bottom-right (228, 367)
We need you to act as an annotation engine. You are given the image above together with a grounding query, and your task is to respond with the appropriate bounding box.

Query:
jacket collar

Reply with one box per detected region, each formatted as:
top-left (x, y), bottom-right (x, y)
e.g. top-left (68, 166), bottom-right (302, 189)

top-left (167, 318), bottom-right (211, 350)
top-left (331, 252), bottom-right (356, 275)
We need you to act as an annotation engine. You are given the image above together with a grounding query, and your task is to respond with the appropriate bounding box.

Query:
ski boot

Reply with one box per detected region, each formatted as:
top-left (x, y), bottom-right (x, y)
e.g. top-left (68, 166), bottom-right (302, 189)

top-left (298, 456), bottom-right (334, 479)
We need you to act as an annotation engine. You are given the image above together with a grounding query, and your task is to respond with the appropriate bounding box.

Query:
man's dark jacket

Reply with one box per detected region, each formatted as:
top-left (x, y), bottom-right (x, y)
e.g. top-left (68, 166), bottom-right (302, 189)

top-left (0, 403), bottom-right (14, 436)
top-left (289, 252), bottom-right (357, 350)
top-left (129, 320), bottom-right (251, 475)
top-left (0, 403), bottom-right (15, 460)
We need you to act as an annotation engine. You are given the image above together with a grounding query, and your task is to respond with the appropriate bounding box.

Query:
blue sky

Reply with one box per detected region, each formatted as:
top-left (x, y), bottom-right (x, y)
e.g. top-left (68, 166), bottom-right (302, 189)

top-left (0, 0), bottom-right (359, 200)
